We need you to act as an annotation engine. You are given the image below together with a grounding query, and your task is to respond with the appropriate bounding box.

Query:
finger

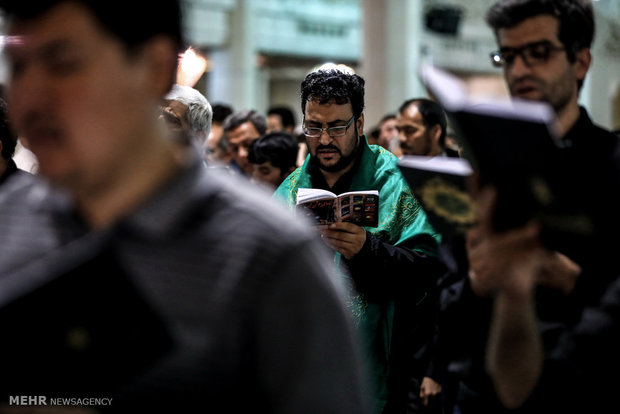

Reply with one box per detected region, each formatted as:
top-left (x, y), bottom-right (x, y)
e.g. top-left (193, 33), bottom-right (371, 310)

top-left (323, 230), bottom-right (351, 243)
top-left (329, 221), bottom-right (363, 234)
top-left (474, 185), bottom-right (498, 235)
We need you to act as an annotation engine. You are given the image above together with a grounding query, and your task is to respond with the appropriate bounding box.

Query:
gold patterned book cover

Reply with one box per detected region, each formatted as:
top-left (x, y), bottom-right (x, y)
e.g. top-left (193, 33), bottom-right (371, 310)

top-left (398, 156), bottom-right (475, 236)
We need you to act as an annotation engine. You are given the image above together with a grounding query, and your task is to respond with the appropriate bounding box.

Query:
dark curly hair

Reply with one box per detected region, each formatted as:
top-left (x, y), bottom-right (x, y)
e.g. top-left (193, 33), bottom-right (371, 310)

top-left (300, 68), bottom-right (365, 120)
top-left (248, 131), bottom-right (298, 172)
top-left (486, 0), bottom-right (594, 64)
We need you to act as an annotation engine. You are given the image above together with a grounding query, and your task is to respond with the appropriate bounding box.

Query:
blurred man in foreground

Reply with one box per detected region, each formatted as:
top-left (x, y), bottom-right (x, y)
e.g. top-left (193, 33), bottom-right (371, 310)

top-left (0, 1), bottom-right (370, 412)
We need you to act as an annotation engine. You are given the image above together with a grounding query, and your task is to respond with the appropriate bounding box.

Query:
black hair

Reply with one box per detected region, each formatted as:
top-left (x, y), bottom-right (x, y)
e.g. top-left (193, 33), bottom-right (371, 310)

top-left (398, 98), bottom-right (448, 149)
top-left (369, 127), bottom-right (380, 141)
top-left (267, 106), bottom-right (296, 130)
top-left (0, 0), bottom-right (185, 54)
top-left (300, 69), bottom-right (365, 120)
top-left (222, 109), bottom-right (267, 136)
top-left (379, 113), bottom-right (397, 125)
top-left (211, 103), bottom-right (234, 124)
top-left (486, 0), bottom-right (594, 63)
top-left (248, 132), bottom-right (298, 172)
top-left (0, 97), bottom-right (17, 160)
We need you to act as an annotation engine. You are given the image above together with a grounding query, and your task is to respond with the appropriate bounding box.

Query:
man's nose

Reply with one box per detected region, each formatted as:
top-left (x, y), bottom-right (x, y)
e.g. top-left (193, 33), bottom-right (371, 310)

top-left (398, 131), bottom-right (406, 143)
top-left (318, 130), bottom-right (333, 145)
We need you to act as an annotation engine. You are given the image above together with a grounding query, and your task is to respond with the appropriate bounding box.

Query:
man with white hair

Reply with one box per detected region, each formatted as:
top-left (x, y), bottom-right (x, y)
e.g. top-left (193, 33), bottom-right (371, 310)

top-left (161, 84), bottom-right (213, 155)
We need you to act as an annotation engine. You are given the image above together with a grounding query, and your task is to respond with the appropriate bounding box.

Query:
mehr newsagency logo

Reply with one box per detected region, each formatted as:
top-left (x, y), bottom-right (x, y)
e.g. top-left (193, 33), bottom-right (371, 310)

top-left (9, 395), bottom-right (113, 407)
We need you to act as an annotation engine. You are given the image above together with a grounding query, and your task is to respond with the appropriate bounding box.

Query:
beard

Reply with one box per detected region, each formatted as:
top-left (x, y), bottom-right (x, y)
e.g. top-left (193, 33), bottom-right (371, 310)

top-left (310, 135), bottom-right (360, 173)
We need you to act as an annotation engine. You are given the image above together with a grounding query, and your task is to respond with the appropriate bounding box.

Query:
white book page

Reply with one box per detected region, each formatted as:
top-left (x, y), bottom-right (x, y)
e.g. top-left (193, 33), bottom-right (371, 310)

top-left (296, 188), bottom-right (337, 204)
top-left (398, 155), bottom-right (473, 176)
top-left (339, 190), bottom-right (379, 198)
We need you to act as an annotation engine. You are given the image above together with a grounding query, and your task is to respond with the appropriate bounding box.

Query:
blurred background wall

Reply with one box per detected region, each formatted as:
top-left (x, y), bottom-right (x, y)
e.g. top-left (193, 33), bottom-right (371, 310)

top-left (2, 0), bottom-right (619, 134)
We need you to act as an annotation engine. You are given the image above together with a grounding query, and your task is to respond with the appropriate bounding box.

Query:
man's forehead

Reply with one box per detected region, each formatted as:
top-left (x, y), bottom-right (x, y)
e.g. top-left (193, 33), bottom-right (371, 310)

top-left (399, 104), bottom-right (421, 121)
top-left (305, 97), bottom-right (351, 109)
top-left (164, 100), bottom-right (189, 112)
top-left (228, 122), bottom-right (259, 139)
top-left (2, 2), bottom-right (105, 51)
top-left (497, 15), bottom-right (560, 46)
top-left (304, 99), bottom-right (353, 118)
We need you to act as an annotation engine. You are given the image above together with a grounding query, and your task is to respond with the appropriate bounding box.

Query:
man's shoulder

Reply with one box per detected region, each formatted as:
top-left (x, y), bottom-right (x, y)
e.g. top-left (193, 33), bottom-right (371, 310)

top-left (200, 169), bottom-right (315, 244)
top-left (0, 172), bottom-right (48, 215)
top-left (273, 165), bottom-right (304, 204)
top-left (0, 175), bottom-right (69, 271)
top-left (363, 145), bottom-right (411, 189)
top-left (576, 108), bottom-right (620, 147)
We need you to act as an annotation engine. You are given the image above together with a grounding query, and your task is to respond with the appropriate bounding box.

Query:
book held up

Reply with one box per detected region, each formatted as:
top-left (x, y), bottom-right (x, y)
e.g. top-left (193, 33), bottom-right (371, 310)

top-left (296, 188), bottom-right (379, 227)
top-left (398, 155), bottom-right (475, 236)
top-left (419, 63), bottom-right (619, 260)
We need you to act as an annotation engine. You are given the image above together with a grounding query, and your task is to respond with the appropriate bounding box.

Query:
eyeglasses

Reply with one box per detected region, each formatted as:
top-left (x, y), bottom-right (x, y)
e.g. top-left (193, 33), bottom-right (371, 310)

top-left (303, 116), bottom-right (355, 138)
top-left (490, 41), bottom-right (565, 68)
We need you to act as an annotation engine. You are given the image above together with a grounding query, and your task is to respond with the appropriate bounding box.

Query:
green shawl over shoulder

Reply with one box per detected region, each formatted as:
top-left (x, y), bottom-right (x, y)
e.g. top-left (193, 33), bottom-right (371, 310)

top-left (273, 137), bottom-right (440, 412)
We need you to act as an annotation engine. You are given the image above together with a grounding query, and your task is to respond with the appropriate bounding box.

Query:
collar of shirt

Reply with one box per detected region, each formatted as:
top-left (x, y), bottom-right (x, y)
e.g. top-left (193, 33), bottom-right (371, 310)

top-left (32, 152), bottom-right (208, 242)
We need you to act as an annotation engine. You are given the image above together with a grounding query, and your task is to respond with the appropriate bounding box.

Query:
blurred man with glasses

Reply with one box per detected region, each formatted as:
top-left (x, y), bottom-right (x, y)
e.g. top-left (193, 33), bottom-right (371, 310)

top-left (275, 64), bottom-right (444, 413)
top-left (434, 1), bottom-right (620, 413)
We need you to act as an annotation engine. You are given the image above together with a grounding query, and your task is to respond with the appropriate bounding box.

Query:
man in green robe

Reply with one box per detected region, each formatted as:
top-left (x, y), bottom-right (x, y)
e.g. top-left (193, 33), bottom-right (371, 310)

top-left (274, 65), bottom-right (443, 413)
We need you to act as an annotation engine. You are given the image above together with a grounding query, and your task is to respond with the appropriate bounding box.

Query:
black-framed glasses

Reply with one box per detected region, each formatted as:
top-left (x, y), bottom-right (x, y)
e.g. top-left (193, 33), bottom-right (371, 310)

top-left (490, 41), bottom-right (565, 68)
top-left (303, 116), bottom-right (355, 138)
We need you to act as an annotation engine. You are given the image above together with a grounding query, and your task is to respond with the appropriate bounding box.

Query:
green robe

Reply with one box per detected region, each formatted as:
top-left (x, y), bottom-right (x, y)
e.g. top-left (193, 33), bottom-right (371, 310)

top-left (274, 137), bottom-right (440, 412)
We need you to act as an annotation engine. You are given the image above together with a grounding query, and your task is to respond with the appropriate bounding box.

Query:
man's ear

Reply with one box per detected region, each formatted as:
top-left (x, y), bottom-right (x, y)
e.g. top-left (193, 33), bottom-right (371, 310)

top-left (356, 113), bottom-right (365, 136)
top-left (574, 47), bottom-right (591, 85)
top-left (140, 36), bottom-right (179, 98)
top-left (430, 124), bottom-right (442, 144)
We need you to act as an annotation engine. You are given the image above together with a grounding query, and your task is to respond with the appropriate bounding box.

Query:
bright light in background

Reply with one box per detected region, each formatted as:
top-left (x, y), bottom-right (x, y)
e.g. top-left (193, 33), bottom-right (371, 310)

top-left (0, 35), bottom-right (24, 51)
top-left (177, 47), bottom-right (208, 87)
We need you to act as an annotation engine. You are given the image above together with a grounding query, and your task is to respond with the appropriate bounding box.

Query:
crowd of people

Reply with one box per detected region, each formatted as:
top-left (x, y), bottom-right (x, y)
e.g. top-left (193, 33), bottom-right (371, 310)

top-left (0, 0), bottom-right (618, 413)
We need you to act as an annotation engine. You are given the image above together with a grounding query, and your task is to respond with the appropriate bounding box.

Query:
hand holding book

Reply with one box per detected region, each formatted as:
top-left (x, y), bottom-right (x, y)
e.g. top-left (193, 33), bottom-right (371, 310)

top-left (296, 188), bottom-right (379, 227)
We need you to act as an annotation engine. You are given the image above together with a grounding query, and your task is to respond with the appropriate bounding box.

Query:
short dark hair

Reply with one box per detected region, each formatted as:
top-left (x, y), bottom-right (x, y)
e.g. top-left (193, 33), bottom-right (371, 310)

top-left (222, 110), bottom-right (267, 136)
top-left (211, 103), bottom-right (234, 124)
top-left (398, 98), bottom-right (448, 149)
top-left (300, 68), bottom-right (365, 120)
top-left (1, 0), bottom-right (185, 54)
top-left (248, 132), bottom-right (298, 172)
top-left (379, 113), bottom-right (396, 126)
top-left (486, 0), bottom-right (594, 63)
top-left (0, 98), bottom-right (17, 161)
top-left (267, 106), bottom-right (296, 130)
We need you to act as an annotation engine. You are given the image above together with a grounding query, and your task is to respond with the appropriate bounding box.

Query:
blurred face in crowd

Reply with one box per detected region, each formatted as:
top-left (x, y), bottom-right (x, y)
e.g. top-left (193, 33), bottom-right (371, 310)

top-left (227, 121), bottom-right (260, 175)
top-left (251, 161), bottom-right (288, 190)
top-left (4, 2), bottom-right (175, 189)
top-left (266, 114), bottom-right (283, 133)
top-left (397, 103), bottom-right (441, 156)
top-left (378, 117), bottom-right (397, 149)
top-left (497, 15), bottom-right (589, 116)
top-left (303, 99), bottom-right (363, 174)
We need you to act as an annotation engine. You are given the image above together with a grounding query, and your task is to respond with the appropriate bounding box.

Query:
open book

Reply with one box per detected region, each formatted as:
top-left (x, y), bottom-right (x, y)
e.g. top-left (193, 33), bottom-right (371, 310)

top-left (398, 155), bottom-right (475, 236)
top-left (420, 63), bottom-right (615, 259)
top-left (296, 188), bottom-right (379, 227)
